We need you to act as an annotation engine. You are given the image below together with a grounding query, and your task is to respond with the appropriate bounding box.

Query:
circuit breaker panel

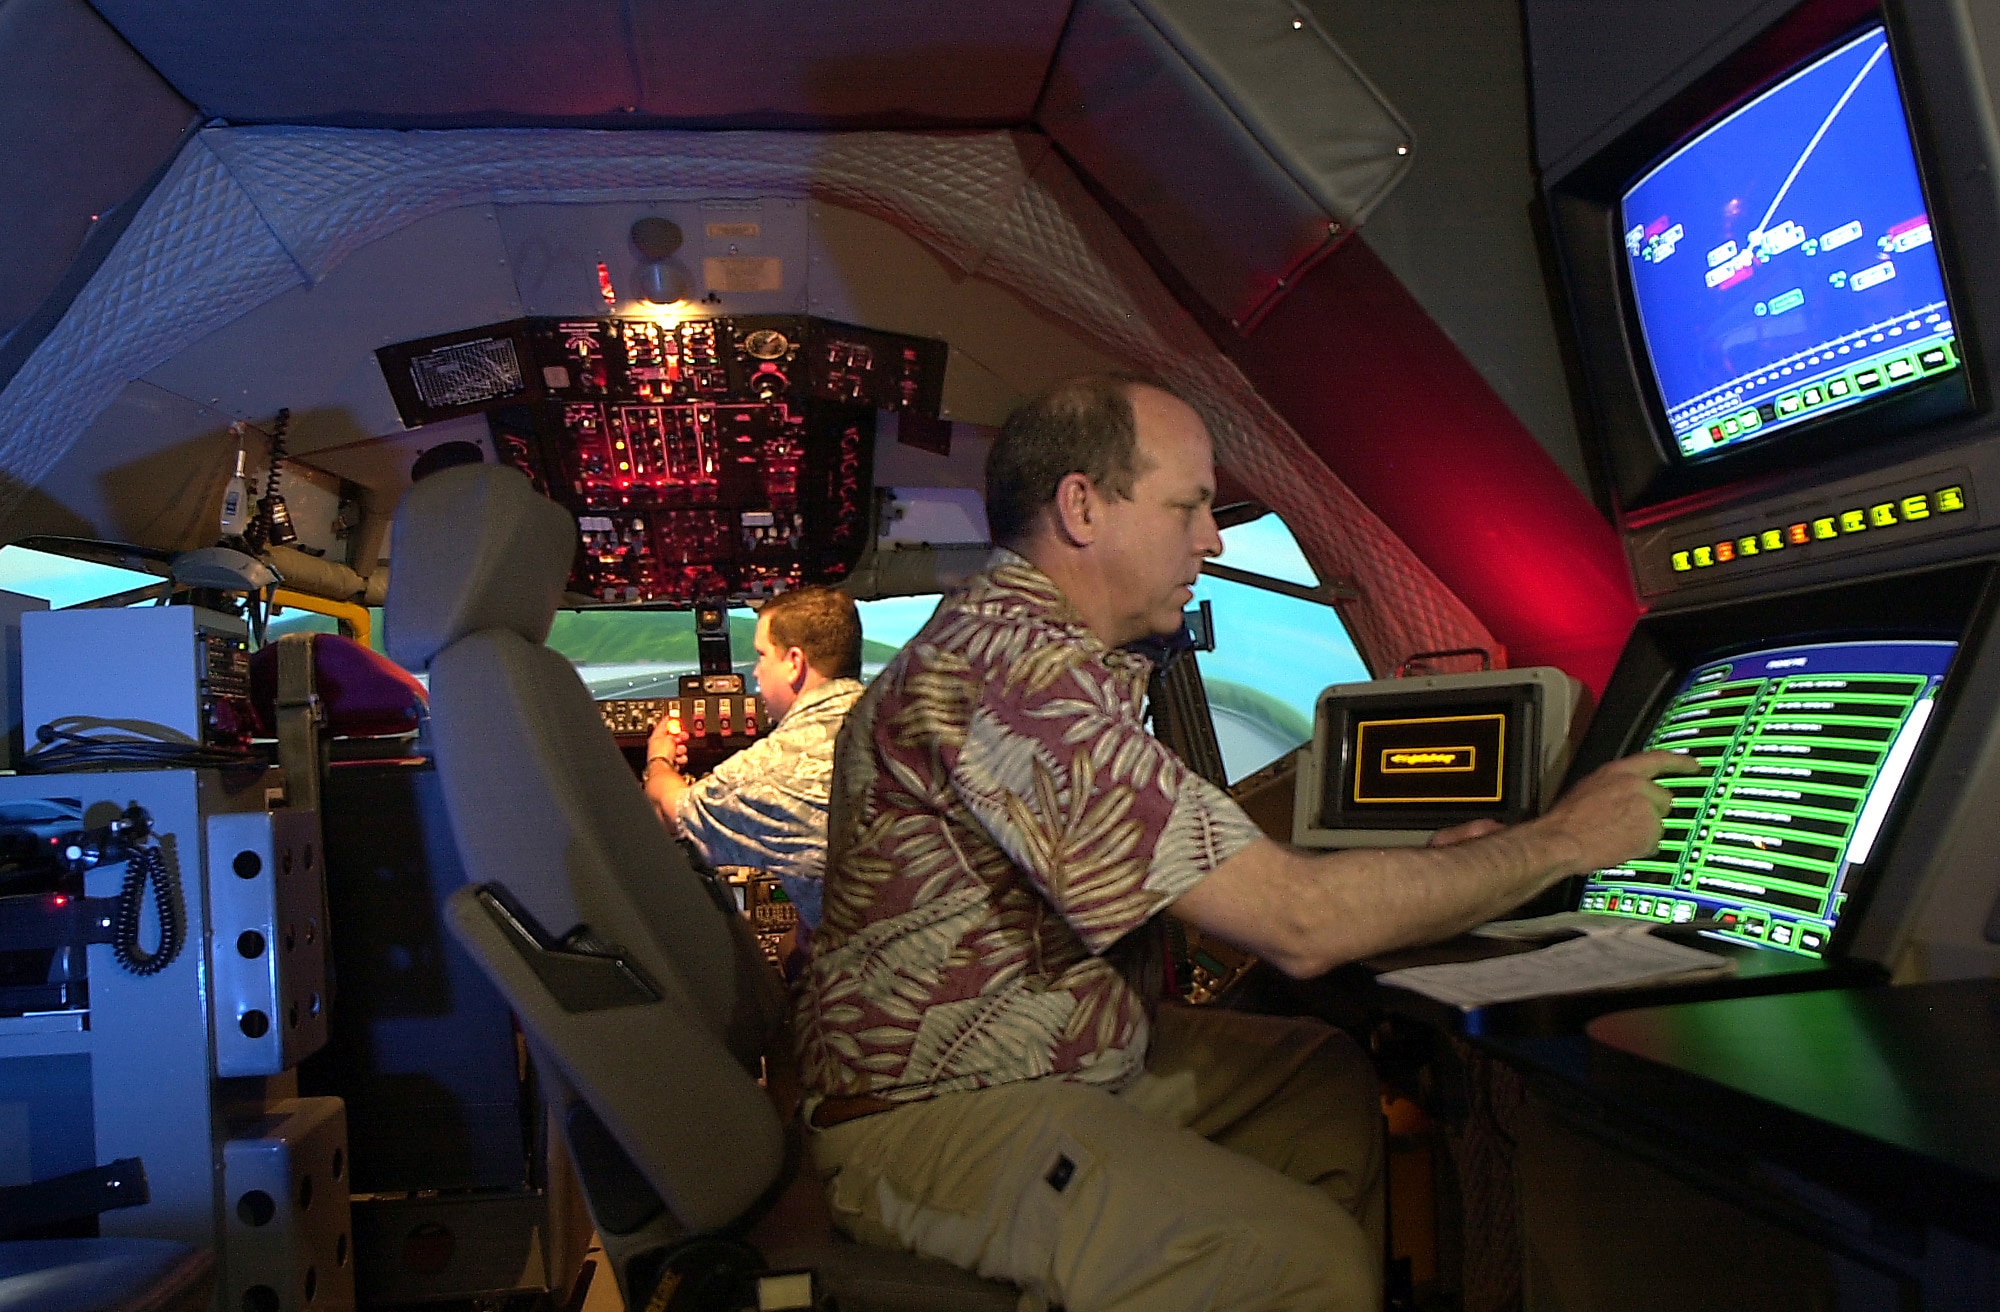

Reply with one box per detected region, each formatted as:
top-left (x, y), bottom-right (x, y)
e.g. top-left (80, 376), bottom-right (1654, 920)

top-left (379, 315), bottom-right (949, 605)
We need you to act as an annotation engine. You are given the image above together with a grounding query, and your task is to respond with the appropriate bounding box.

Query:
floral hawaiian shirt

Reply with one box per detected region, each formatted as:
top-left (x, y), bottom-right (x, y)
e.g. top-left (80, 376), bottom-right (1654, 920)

top-left (677, 677), bottom-right (864, 930)
top-left (794, 552), bottom-right (1264, 1107)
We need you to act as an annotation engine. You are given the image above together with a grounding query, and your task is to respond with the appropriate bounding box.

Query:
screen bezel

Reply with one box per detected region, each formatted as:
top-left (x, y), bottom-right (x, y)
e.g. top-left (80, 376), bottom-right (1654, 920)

top-left (1613, 21), bottom-right (1971, 476)
top-left (1576, 635), bottom-right (1956, 956)
top-left (1551, 559), bottom-right (2000, 960)
top-left (1544, 0), bottom-right (1999, 519)
top-left (1316, 684), bottom-right (1541, 832)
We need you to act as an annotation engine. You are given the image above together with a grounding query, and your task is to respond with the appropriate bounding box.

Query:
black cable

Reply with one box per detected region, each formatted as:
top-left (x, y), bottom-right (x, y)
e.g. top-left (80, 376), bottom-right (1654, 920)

top-left (244, 407), bottom-right (290, 551)
top-left (19, 724), bottom-right (256, 774)
top-left (113, 845), bottom-right (183, 976)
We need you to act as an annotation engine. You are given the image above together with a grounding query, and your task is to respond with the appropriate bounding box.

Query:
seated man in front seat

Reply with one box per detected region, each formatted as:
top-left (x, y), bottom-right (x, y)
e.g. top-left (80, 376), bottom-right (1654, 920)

top-left (794, 374), bottom-right (1689, 1312)
top-left (642, 585), bottom-right (866, 938)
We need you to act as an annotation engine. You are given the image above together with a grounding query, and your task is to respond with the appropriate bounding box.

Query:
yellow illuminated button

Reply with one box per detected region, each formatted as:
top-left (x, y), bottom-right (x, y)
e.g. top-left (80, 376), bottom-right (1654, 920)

top-left (1869, 502), bottom-right (1897, 528)
top-left (1788, 522), bottom-right (1811, 545)
top-left (1901, 494), bottom-right (1931, 521)
top-left (1760, 529), bottom-right (1784, 551)
top-left (1737, 535), bottom-right (1759, 556)
top-left (1938, 485), bottom-right (1967, 513)
top-left (1693, 546), bottom-right (1715, 567)
top-left (1812, 517), bottom-right (1838, 540)
top-left (1840, 509), bottom-right (1868, 533)
top-left (1672, 550), bottom-right (1693, 572)
top-left (1715, 540), bottom-right (1736, 563)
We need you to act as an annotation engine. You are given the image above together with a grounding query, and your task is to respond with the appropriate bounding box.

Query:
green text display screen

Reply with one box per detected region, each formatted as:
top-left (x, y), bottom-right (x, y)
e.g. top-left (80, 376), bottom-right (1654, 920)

top-left (1581, 639), bottom-right (1954, 956)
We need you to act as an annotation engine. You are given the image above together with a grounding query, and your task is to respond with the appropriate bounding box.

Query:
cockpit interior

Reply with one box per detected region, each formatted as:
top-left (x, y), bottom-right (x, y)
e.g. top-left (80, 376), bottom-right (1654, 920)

top-left (2, 1), bottom-right (1999, 1310)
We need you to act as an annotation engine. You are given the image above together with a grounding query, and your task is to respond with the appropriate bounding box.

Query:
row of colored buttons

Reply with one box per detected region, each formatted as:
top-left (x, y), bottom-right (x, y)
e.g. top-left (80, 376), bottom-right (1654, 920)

top-left (1582, 891), bottom-right (1830, 954)
top-left (1671, 484), bottom-right (1968, 573)
top-left (1681, 338), bottom-right (1956, 449)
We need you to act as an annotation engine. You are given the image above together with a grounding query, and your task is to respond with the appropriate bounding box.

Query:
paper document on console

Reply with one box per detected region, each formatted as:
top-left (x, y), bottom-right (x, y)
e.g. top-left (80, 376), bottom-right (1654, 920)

top-left (1377, 930), bottom-right (1735, 1010)
top-left (1471, 912), bottom-right (1655, 939)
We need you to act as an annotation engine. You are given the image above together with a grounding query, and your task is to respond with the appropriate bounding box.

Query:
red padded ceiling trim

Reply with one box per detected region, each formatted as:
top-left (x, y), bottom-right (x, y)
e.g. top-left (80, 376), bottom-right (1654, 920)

top-left (1224, 236), bottom-right (1640, 695)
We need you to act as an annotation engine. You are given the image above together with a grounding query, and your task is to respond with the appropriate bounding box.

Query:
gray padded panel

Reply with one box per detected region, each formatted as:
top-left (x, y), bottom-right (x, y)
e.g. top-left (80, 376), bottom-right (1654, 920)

top-left (762, 1242), bottom-right (1020, 1312)
top-left (1041, 0), bottom-right (1413, 328)
top-left (424, 631), bottom-right (777, 1054)
top-left (88, 1), bottom-right (1069, 127)
top-left (1526, 0), bottom-right (1794, 175)
top-left (447, 891), bottom-right (785, 1233)
top-left (0, 0), bottom-right (194, 338)
top-left (384, 465), bottom-right (575, 670)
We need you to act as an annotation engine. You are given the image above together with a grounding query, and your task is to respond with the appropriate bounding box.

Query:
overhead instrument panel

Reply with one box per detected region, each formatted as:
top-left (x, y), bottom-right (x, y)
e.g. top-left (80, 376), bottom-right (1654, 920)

top-left (378, 315), bottom-right (949, 605)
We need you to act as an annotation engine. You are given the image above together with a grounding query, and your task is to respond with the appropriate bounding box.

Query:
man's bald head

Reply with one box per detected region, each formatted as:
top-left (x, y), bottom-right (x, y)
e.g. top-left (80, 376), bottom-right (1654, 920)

top-left (985, 374), bottom-right (1185, 549)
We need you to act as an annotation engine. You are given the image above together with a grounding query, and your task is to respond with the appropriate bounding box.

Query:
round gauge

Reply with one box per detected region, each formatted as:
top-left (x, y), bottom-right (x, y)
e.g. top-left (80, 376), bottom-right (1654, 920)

top-left (743, 329), bottom-right (791, 360)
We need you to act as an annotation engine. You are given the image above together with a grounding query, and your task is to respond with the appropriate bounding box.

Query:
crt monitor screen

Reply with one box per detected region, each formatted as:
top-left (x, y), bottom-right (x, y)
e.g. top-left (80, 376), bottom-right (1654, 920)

top-left (1621, 24), bottom-right (1962, 463)
top-left (1580, 638), bottom-right (1954, 957)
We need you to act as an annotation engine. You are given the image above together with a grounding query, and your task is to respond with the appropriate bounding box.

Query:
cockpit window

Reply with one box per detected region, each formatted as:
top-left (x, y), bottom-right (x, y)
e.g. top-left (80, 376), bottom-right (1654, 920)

top-left (1194, 515), bottom-right (1368, 783)
top-left (0, 545), bottom-right (163, 608)
top-left (540, 601), bottom-right (939, 698)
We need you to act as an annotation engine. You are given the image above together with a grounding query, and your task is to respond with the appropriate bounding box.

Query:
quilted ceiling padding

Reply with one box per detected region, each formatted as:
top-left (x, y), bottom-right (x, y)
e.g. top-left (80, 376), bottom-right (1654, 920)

top-left (0, 126), bottom-right (1495, 672)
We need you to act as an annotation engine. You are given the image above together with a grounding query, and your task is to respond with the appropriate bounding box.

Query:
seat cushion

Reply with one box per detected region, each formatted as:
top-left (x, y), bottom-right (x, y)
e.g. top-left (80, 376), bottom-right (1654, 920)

top-left (0, 1239), bottom-right (214, 1312)
top-left (762, 1240), bottom-right (1021, 1312)
top-left (251, 632), bottom-right (428, 738)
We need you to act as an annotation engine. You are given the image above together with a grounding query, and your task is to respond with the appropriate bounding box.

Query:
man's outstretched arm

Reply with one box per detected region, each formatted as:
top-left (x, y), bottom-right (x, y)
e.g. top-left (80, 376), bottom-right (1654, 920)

top-left (1171, 750), bottom-right (1696, 979)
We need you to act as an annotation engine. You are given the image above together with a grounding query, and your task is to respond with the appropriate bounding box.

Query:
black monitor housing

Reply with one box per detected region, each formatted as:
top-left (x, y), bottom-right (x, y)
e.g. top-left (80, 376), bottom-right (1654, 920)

top-left (1546, 0), bottom-right (2000, 519)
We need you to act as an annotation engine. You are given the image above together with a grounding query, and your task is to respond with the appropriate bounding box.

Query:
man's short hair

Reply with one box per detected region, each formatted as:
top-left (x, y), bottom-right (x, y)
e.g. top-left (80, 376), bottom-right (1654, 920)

top-left (759, 586), bottom-right (863, 680)
top-left (986, 374), bottom-right (1175, 548)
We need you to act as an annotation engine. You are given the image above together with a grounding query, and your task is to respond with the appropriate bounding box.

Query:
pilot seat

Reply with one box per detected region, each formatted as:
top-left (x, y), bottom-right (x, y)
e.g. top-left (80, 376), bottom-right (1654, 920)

top-left (383, 464), bottom-right (1016, 1312)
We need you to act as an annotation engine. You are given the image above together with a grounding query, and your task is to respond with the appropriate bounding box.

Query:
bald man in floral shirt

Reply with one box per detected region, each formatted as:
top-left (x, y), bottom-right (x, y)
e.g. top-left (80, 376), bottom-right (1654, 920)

top-left (794, 375), bottom-right (1688, 1311)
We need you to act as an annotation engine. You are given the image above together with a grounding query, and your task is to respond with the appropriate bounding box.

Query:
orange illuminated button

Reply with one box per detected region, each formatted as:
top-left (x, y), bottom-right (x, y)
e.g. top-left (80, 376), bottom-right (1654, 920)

top-left (1715, 540), bottom-right (1736, 563)
top-left (1839, 509), bottom-right (1867, 533)
top-left (1787, 522), bottom-right (1811, 545)
top-left (1812, 517), bottom-right (1838, 540)
top-left (1760, 529), bottom-right (1784, 551)
top-left (1868, 502), bottom-right (1897, 528)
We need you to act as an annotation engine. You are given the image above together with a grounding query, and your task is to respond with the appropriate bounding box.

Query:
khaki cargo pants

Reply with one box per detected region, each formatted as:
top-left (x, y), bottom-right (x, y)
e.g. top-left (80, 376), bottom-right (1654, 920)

top-left (809, 1006), bottom-right (1384, 1312)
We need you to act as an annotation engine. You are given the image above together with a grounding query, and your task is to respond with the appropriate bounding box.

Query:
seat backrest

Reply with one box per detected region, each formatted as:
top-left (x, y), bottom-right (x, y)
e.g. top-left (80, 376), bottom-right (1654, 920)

top-left (384, 464), bottom-right (787, 1231)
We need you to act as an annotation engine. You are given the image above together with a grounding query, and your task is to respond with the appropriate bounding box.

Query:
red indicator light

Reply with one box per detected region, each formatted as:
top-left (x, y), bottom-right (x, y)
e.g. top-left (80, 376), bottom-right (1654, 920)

top-left (1787, 522), bottom-right (1810, 545)
top-left (1714, 540), bottom-right (1735, 563)
top-left (50, 894), bottom-right (69, 907)
top-left (597, 262), bottom-right (618, 310)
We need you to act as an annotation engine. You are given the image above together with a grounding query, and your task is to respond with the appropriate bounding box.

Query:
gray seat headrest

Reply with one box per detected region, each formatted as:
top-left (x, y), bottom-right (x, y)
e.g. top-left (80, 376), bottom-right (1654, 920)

top-left (385, 465), bottom-right (576, 670)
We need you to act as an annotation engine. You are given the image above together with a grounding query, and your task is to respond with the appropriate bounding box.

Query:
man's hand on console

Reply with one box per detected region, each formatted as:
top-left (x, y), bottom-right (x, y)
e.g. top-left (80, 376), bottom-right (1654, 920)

top-left (646, 714), bottom-right (691, 772)
top-left (1531, 748), bottom-right (1697, 873)
top-left (1169, 747), bottom-right (1704, 979)
top-left (643, 713), bottom-right (695, 833)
